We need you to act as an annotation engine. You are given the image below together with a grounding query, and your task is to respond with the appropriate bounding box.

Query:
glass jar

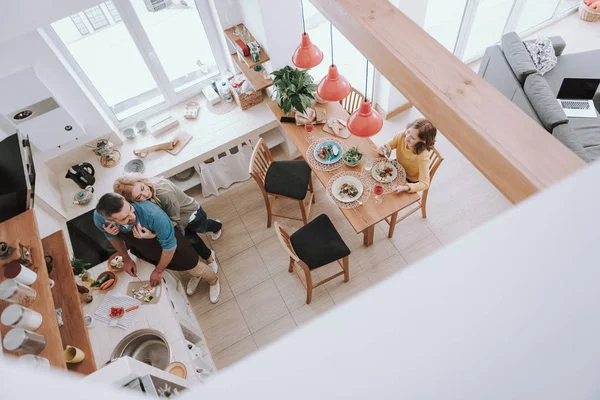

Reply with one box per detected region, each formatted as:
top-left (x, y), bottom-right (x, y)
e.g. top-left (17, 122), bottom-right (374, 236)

top-left (18, 354), bottom-right (50, 369)
top-left (250, 46), bottom-right (260, 63)
top-left (0, 279), bottom-right (37, 306)
top-left (3, 328), bottom-right (46, 355)
top-left (1, 304), bottom-right (43, 331)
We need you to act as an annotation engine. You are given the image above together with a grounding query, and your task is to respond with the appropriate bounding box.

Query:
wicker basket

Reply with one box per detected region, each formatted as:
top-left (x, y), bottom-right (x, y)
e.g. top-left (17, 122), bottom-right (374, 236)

top-left (579, 2), bottom-right (600, 22)
top-left (229, 78), bottom-right (263, 110)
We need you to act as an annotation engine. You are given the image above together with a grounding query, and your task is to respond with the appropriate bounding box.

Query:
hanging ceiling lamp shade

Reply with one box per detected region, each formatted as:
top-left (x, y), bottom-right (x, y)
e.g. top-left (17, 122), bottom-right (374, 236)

top-left (292, 1), bottom-right (323, 69)
top-left (347, 61), bottom-right (383, 137)
top-left (317, 23), bottom-right (351, 102)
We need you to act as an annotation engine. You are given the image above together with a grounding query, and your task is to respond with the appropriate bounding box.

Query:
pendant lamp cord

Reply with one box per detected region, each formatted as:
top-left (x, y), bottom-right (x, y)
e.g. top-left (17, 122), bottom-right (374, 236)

top-left (330, 23), bottom-right (334, 67)
top-left (301, 0), bottom-right (306, 33)
top-left (364, 59), bottom-right (369, 102)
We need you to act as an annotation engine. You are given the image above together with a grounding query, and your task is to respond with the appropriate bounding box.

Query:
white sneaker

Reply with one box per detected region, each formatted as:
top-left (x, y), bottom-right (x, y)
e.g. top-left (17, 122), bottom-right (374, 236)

top-left (209, 279), bottom-right (221, 304)
top-left (211, 220), bottom-right (222, 241)
top-left (208, 250), bottom-right (219, 274)
top-left (186, 276), bottom-right (201, 296)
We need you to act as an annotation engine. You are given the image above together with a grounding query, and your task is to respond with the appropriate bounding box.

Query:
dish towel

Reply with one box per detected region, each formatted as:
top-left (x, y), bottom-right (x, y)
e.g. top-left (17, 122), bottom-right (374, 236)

top-left (195, 140), bottom-right (253, 197)
top-left (94, 293), bottom-right (141, 330)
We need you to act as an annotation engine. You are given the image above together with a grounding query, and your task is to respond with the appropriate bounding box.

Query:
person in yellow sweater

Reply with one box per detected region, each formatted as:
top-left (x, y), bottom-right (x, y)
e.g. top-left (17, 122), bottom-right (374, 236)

top-left (377, 118), bottom-right (437, 193)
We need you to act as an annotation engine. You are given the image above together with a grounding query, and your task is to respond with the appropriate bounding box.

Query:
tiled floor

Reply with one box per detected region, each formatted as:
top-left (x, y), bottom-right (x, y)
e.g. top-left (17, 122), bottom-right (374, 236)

top-left (183, 11), bottom-right (597, 371)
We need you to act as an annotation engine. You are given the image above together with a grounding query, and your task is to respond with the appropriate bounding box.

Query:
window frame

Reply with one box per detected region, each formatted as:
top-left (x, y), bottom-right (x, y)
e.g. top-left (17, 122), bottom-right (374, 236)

top-left (44, 0), bottom-right (227, 128)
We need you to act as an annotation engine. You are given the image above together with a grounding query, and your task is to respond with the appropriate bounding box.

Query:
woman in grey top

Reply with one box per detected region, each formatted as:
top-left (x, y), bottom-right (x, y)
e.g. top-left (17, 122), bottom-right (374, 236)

top-left (107, 174), bottom-right (222, 295)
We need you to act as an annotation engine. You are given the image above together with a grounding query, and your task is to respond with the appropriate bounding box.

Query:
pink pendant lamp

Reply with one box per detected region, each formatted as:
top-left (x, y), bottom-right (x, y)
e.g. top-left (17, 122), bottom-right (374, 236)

top-left (292, 1), bottom-right (323, 69)
top-left (347, 61), bottom-right (383, 137)
top-left (317, 24), bottom-right (352, 102)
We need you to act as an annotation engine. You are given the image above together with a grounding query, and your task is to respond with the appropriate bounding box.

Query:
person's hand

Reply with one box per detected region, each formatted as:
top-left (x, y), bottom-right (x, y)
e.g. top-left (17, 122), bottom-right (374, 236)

top-left (133, 224), bottom-right (156, 239)
top-left (123, 257), bottom-right (137, 277)
top-left (376, 144), bottom-right (391, 158)
top-left (150, 268), bottom-right (163, 287)
top-left (102, 222), bottom-right (119, 236)
top-left (392, 185), bottom-right (409, 194)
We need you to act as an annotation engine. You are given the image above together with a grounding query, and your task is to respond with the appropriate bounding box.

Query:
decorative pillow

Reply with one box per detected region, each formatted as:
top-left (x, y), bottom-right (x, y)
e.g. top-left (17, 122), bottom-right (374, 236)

top-left (501, 32), bottom-right (537, 84)
top-left (524, 73), bottom-right (568, 132)
top-left (524, 36), bottom-right (558, 75)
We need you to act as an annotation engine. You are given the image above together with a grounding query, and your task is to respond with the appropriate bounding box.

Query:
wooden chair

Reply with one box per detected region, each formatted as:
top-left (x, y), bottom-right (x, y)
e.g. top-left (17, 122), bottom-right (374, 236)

top-left (249, 138), bottom-right (315, 227)
top-left (274, 214), bottom-right (350, 304)
top-left (340, 87), bottom-right (365, 115)
top-left (384, 148), bottom-right (444, 238)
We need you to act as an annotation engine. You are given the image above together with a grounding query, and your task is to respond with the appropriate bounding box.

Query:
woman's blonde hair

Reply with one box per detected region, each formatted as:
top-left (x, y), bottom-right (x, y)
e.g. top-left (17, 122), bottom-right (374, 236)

top-left (113, 174), bottom-right (160, 204)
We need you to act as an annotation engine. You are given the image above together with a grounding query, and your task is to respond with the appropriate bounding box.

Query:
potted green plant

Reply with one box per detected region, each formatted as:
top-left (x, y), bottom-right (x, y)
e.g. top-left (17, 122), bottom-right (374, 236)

top-left (271, 66), bottom-right (316, 115)
top-left (71, 257), bottom-right (90, 275)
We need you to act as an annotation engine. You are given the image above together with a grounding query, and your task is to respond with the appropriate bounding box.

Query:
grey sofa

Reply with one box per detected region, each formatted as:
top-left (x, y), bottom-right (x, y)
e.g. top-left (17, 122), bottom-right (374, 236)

top-left (478, 32), bottom-right (600, 162)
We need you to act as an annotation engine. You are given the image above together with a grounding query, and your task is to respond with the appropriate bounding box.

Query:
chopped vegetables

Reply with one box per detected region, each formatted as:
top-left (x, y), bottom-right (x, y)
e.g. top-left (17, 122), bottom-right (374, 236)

top-left (342, 146), bottom-right (362, 164)
top-left (125, 305), bottom-right (139, 312)
top-left (110, 307), bottom-right (124, 318)
top-left (376, 166), bottom-right (395, 179)
top-left (339, 183), bottom-right (359, 199)
top-left (90, 274), bottom-right (111, 288)
top-left (99, 278), bottom-right (115, 290)
top-left (131, 283), bottom-right (156, 302)
top-left (317, 145), bottom-right (333, 160)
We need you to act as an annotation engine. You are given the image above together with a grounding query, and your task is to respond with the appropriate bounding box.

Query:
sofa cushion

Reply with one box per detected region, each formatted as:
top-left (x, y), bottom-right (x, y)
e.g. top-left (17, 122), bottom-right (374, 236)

top-left (511, 87), bottom-right (542, 125)
top-left (524, 73), bottom-right (569, 131)
top-left (569, 118), bottom-right (600, 162)
top-left (551, 123), bottom-right (588, 162)
top-left (502, 32), bottom-right (537, 85)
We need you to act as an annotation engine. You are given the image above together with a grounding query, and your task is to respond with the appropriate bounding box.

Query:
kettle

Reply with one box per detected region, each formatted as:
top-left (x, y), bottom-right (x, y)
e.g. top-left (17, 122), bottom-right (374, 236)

top-left (65, 162), bottom-right (95, 189)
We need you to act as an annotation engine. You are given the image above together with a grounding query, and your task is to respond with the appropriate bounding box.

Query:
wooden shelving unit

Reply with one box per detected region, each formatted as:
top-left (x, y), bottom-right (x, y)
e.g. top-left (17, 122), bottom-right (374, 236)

top-left (42, 231), bottom-right (96, 375)
top-left (224, 24), bottom-right (273, 91)
top-left (0, 211), bottom-right (66, 370)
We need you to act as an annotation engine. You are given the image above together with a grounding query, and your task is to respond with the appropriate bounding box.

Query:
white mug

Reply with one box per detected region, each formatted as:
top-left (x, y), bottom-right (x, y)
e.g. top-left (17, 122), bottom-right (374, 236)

top-left (3, 261), bottom-right (37, 285)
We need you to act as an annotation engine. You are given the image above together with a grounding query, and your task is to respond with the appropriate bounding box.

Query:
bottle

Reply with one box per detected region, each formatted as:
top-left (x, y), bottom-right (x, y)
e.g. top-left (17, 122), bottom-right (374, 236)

top-left (220, 81), bottom-right (233, 103)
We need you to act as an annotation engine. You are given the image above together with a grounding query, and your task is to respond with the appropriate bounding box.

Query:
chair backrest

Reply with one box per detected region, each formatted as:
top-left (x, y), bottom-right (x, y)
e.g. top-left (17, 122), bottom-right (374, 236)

top-left (427, 147), bottom-right (444, 185)
top-left (339, 87), bottom-right (365, 115)
top-left (248, 137), bottom-right (273, 187)
top-left (274, 222), bottom-right (301, 263)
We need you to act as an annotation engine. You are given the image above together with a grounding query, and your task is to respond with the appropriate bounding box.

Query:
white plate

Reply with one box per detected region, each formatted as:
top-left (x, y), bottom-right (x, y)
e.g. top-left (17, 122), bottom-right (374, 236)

top-left (371, 161), bottom-right (398, 183)
top-left (332, 176), bottom-right (364, 203)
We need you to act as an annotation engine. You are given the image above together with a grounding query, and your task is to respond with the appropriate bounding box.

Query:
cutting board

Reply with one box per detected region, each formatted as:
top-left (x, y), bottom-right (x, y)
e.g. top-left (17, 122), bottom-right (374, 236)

top-left (167, 131), bottom-right (192, 155)
top-left (127, 281), bottom-right (161, 305)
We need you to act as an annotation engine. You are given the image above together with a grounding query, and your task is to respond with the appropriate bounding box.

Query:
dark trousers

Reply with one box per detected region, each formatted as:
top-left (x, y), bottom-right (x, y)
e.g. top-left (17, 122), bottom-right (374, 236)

top-left (187, 207), bottom-right (222, 234)
top-left (184, 230), bottom-right (212, 260)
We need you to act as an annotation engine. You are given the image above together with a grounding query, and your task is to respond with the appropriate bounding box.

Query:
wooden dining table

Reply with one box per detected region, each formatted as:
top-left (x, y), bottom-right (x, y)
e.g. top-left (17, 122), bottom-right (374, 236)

top-left (267, 100), bottom-right (420, 246)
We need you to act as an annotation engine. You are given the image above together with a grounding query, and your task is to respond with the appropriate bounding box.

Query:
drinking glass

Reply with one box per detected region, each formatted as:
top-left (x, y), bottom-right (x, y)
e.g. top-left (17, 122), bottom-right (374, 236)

top-left (305, 122), bottom-right (315, 143)
top-left (374, 185), bottom-right (384, 205)
top-left (363, 157), bottom-right (373, 173)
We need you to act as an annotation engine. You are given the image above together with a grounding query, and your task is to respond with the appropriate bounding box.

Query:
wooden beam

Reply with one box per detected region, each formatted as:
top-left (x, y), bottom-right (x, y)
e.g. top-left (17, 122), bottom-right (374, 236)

top-left (310, 0), bottom-right (585, 204)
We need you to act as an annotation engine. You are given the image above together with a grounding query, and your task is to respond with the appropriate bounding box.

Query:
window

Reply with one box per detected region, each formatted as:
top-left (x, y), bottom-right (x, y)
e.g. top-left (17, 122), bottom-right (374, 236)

top-left (48, 0), bottom-right (224, 125)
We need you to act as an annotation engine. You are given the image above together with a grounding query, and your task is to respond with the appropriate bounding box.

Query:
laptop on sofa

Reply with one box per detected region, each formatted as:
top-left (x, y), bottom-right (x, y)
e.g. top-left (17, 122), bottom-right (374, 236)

top-left (557, 78), bottom-right (600, 118)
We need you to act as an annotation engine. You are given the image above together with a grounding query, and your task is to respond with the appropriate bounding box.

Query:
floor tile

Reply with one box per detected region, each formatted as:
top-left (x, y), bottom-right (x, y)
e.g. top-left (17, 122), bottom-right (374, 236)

top-left (348, 226), bottom-right (399, 270)
top-left (291, 291), bottom-right (335, 326)
top-left (366, 254), bottom-right (408, 285)
top-left (252, 314), bottom-right (297, 349)
top-left (255, 234), bottom-right (291, 276)
top-left (272, 268), bottom-right (328, 312)
top-left (236, 278), bottom-right (289, 333)
top-left (189, 268), bottom-right (234, 317)
top-left (430, 214), bottom-right (477, 246)
top-left (200, 196), bottom-right (239, 224)
top-left (240, 207), bottom-right (275, 245)
top-left (325, 271), bottom-right (372, 305)
top-left (384, 211), bottom-right (433, 251)
top-left (230, 182), bottom-right (266, 215)
top-left (221, 247), bottom-right (270, 296)
top-left (212, 336), bottom-right (257, 370)
top-left (197, 298), bottom-right (250, 354)
top-left (399, 233), bottom-right (444, 265)
top-left (210, 216), bottom-right (254, 262)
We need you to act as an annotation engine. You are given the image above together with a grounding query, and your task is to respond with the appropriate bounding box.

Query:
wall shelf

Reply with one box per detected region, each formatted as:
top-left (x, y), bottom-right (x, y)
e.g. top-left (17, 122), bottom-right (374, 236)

top-left (230, 53), bottom-right (273, 91)
top-left (224, 24), bottom-right (271, 69)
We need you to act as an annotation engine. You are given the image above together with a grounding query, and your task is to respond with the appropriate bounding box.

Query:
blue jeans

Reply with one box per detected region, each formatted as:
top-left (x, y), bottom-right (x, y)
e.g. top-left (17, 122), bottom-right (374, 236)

top-left (186, 207), bottom-right (222, 235)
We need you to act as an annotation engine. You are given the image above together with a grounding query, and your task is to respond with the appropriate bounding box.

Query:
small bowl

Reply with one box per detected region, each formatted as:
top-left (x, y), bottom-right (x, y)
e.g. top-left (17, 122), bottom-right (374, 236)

top-left (93, 271), bottom-right (117, 291)
top-left (135, 120), bottom-right (147, 133)
top-left (107, 253), bottom-right (125, 273)
top-left (165, 361), bottom-right (187, 379)
top-left (123, 128), bottom-right (135, 139)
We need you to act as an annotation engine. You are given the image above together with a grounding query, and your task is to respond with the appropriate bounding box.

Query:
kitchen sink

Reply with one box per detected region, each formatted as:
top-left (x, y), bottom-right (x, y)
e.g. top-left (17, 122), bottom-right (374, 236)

top-left (110, 329), bottom-right (171, 370)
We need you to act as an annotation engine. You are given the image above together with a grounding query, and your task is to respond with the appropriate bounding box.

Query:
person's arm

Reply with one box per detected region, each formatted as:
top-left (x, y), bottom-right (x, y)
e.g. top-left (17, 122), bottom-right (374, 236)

top-left (406, 155), bottom-right (431, 193)
top-left (377, 132), bottom-right (400, 157)
top-left (146, 204), bottom-right (178, 285)
top-left (150, 248), bottom-right (175, 286)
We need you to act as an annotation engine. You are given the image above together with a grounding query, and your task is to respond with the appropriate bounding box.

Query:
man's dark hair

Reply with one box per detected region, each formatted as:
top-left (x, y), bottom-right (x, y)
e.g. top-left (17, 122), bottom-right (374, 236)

top-left (96, 193), bottom-right (126, 219)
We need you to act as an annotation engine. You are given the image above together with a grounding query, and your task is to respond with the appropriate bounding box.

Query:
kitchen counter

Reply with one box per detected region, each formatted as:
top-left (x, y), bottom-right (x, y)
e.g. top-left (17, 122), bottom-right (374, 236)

top-left (54, 94), bottom-right (281, 220)
top-left (83, 257), bottom-right (216, 387)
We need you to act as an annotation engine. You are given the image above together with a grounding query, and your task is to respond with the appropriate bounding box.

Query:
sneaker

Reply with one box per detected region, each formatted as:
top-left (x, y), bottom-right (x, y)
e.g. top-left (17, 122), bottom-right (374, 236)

top-left (210, 220), bottom-right (222, 241)
top-left (209, 279), bottom-right (221, 304)
top-left (208, 250), bottom-right (219, 274)
top-left (186, 276), bottom-right (201, 296)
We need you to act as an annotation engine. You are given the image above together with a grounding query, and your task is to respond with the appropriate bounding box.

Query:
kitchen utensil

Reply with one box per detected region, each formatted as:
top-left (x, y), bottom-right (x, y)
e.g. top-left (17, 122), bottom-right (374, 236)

top-left (84, 314), bottom-right (96, 328)
top-left (371, 161), bottom-right (398, 183)
top-left (135, 120), bottom-right (147, 133)
top-left (1, 304), bottom-right (42, 331)
top-left (18, 355), bottom-right (50, 369)
top-left (44, 255), bottom-right (53, 273)
top-left (124, 159), bottom-right (145, 173)
top-left (3, 261), bottom-right (37, 285)
top-left (166, 361), bottom-right (188, 379)
top-left (73, 186), bottom-right (94, 205)
top-left (64, 345), bottom-right (86, 363)
top-left (3, 328), bottom-right (46, 354)
top-left (0, 279), bottom-right (36, 306)
top-left (166, 131), bottom-right (192, 155)
top-left (65, 162), bottom-right (95, 189)
top-left (313, 140), bottom-right (344, 165)
top-left (127, 281), bottom-right (161, 304)
top-left (123, 128), bottom-right (136, 139)
top-left (331, 175), bottom-right (364, 203)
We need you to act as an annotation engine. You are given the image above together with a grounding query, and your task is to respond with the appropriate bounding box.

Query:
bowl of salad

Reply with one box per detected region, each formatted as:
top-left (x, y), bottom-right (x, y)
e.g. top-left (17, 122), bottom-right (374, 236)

top-left (371, 161), bottom-right (398, 183)
top-left (342, 146), bottom-right (363, 167)
top-left (331, 175), bottom-right (363, 203)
